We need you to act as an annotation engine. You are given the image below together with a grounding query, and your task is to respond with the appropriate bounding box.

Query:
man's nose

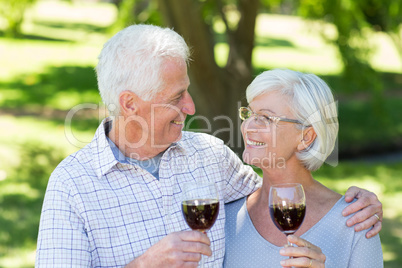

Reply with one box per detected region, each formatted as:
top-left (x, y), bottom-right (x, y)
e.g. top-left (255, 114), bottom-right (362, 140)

top-left (181, 92), bottom-right (196, 115)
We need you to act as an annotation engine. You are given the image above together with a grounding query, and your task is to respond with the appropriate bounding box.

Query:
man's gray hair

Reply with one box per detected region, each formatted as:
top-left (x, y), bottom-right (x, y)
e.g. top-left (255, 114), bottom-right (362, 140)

top-left (246, 69), bottom-right (338, 171)
top-left (96, 24), bottom-right (190, 116)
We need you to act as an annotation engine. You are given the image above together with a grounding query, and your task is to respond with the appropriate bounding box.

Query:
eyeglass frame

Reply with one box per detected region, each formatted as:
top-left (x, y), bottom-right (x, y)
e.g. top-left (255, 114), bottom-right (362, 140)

top-left (238, 106), bottom-right (311, 127)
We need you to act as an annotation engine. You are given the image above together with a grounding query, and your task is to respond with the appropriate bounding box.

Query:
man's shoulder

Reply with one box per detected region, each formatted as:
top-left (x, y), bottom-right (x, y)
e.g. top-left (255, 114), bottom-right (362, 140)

top-left (51, 144), bottom-right (95, 182)
top-left (177, 131), bottom-right (244, 164)
top-left (180, 131), bottom-right (224, 149)
top-left (60, 144), bottom-right (92, 165)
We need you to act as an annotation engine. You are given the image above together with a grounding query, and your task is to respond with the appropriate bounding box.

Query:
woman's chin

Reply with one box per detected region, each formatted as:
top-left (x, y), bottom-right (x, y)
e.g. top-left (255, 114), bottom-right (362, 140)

top-left (242, 154), bottom-right (261, 167)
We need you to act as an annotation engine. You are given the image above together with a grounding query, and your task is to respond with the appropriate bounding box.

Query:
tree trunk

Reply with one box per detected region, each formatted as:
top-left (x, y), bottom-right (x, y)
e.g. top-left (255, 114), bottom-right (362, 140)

top-left (157, 0), bottom-right (258, 154)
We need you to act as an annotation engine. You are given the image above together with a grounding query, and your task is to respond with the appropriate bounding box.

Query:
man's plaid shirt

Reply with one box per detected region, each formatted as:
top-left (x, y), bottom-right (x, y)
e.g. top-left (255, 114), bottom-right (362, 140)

top-left (36, 118), bottom-right (261, 267)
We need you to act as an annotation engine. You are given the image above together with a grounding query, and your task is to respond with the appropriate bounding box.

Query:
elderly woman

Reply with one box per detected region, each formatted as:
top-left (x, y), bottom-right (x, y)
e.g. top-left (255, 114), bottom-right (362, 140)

top-left (224, 69), bottom-right (383, 267)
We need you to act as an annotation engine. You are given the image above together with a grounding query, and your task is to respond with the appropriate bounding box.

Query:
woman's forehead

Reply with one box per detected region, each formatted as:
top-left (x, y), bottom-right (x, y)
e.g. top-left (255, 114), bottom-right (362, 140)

top-left (249, 91), bottom-right (292, 115)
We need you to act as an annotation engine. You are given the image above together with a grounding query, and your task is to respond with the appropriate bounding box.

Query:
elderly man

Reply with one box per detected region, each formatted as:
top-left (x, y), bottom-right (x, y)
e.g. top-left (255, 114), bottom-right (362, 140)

top-left (36, 24), bottom-right (382, 268)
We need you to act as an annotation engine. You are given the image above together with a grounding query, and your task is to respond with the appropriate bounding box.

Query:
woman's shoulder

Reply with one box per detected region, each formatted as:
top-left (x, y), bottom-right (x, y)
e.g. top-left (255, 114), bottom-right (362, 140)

top-left (225, 197), bottom-right (246, 212)
top-left (318, 195), bottom-right (349, 222)
top-left (224, 197), bottom-right (248, 227)
top-left (306, 195), bottom-right (363, 237)
top-left (304, 196), bottom-right (383, 267)
top-left (303, 196), bottom-right (364, 250)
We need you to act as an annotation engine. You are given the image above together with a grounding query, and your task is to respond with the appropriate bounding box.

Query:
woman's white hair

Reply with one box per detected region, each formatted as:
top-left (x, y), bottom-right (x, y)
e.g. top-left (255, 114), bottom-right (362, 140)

top-left (246, 69), bottom-right (338, 171)
top-left (95, 24), bottom-right (190, 116)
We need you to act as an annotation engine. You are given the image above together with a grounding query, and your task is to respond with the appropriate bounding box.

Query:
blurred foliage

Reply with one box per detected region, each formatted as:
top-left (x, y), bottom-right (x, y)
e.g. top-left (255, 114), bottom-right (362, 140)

top-left (0, 141), bottom-right (64, 265)
top-left (297, 0), bottom-right (402, 125)
top-left (111, 0), bottom-right (161, 32)
top-left (357, 0), bottom-right (402, 63)
top-left (0, 0), bottom-right (37, 37)
top-left (337, 97), bottom-right (402, 158)
top-left (0, 65), bottom-right (100, 110)
top-left (18, 141), bottom-right (65, 190)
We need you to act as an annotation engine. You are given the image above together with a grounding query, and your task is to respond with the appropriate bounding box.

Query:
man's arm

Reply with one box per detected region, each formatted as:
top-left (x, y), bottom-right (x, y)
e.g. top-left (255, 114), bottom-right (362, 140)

top-left (125, 231), bottom-right (211, 268)
top-left (36, 175), bottom-right (91, 267)
top-left (216, 143), bottom-right (262, 203)
top-left (343, 186), bottom-right (383, 238)
top-left (38, 173), bottom-right (212, 268)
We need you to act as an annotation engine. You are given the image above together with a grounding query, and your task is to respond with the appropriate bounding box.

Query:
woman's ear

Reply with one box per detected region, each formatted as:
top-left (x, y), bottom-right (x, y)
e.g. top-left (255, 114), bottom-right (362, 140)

top-left (297, 127), bottom-right (317, 151)
top-left (119, 90), bottom-right (138, 116)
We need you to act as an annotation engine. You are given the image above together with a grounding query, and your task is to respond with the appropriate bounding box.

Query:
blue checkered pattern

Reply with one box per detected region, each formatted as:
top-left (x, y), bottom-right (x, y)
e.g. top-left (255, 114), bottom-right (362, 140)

top-left (36, 118), bottom-right (261, 267)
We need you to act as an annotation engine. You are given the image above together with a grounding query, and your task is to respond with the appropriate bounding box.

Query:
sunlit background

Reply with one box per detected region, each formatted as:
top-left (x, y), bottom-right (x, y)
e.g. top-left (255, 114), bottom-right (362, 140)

top-left (0, 0), bottom-right (401, 267)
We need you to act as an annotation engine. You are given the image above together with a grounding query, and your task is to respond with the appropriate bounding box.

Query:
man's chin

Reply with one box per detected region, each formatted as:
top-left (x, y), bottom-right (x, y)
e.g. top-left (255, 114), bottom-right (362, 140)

top-left (172, 131), bottom-right (183, 143)
top-left (155, 132), bottom-right (183, 149)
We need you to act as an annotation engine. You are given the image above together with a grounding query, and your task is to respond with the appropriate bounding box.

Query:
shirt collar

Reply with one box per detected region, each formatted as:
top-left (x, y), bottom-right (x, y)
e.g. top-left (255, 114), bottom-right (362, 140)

top-left (166, 137), bottom-right (187, 155)
top-left (90, 118), bottom-right (119, 179)
top-left (90, 118), bottom-right (187, 178)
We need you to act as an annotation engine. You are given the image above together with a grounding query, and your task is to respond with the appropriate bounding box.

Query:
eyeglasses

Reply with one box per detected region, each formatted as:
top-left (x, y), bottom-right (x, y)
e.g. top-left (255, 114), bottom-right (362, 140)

top-left (239, 106), bottom-right (307, 127)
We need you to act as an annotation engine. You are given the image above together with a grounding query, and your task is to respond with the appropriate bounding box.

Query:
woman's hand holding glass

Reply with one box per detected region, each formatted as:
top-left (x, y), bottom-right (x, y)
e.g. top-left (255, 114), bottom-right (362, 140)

top-left (269, 183), bottom-right (327, 267)
top-left (279, 235), bottom-right (326, 268)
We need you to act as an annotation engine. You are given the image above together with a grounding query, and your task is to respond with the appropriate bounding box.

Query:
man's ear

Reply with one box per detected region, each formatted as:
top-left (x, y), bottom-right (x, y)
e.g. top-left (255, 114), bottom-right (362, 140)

top-left (297, 127), bottom-right (317, 151)
top-left (119, 90), bottom-right (138, 116)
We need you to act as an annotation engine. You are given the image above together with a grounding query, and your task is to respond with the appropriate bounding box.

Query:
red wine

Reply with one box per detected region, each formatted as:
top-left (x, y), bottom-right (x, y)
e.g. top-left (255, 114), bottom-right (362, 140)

top-left (182, 199), bottom-right (219, 232)
top-left (269, 203), bottom-right (306, 235)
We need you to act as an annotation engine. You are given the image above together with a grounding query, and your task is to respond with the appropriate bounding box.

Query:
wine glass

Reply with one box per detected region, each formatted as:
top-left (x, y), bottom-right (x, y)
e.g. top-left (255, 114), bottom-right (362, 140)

top-left (269, 183), bottom-right (306, 249)
top-left (182, 182), bottom-right (220, 267)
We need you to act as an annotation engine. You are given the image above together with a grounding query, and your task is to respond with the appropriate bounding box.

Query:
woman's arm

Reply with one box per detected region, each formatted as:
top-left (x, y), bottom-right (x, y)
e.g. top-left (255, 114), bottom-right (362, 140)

top-left (348, 233), bottom-right (383, 267)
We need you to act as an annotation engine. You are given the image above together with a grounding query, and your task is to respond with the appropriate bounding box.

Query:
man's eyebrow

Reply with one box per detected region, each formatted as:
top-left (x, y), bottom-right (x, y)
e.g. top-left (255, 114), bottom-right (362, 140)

top-left (171, 89), bottom-right (186, 99)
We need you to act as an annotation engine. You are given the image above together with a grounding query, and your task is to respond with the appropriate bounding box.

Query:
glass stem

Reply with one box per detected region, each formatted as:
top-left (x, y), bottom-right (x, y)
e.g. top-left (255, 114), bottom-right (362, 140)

top-left (286, 234), bottom-right (293, 261)
top-left (199, 230), bottom-right (207, 268)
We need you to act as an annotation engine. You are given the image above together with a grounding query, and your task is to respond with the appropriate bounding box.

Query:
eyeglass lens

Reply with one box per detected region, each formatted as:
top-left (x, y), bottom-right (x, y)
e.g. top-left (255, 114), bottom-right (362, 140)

top-left (239, 107), bottom-right (250, 120)
top-left (239, 107), bottom-right (271, 126)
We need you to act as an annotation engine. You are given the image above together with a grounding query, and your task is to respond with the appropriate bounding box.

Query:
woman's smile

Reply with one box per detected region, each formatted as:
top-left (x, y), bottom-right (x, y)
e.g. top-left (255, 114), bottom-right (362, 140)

top-left (245, 135), bottom-right (267, 147)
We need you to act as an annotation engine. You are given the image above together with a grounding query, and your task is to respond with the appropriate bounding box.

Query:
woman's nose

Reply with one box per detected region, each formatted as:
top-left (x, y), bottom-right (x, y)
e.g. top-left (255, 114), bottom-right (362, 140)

top-left (242, 118), bottom-right (270, 134)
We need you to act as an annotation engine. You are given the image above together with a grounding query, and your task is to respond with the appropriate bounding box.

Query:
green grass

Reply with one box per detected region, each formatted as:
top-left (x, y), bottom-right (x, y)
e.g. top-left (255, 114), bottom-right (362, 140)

top-left (0, 1), bottom-right (401, 267)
